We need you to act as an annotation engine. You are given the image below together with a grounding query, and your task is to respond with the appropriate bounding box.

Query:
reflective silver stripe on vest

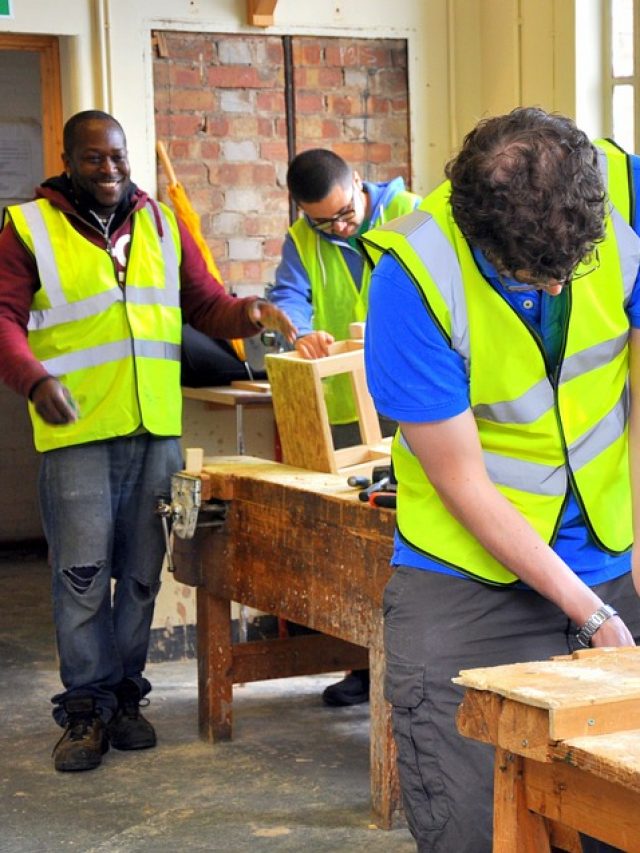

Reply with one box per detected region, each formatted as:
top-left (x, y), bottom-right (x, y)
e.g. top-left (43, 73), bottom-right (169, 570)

top-left (473, 378), bottom-right (554, 425)
top-left (475, 334), bottom-right (628, 424)
top-left (612, 206), bottom-right (640, 303)
top-left (567, 386), bottom-right (628, 472)
top-left (400, 390), bottom-right (627, 496)
top-left (381, 209), bottom-right (471, 366)
top-left (40, 339), bottom-right (181, 375)
top-left (133, 340), bottom-right (181, 361)
top-left (483, 450), bottom-right (567, 496)
top-left (29, 285), bottom-right (180, 331)
top-left (559, 333), bottom-right (627, 384)
top-left (398, 424), bottom-right (568, 496)
top-left (154, 203), bottom-right (180, 293)
top-left (29, 289), bottom-right (124, 331)
top-left (20, 201), bottom-right (66, 306)
top-left (596, 148), bottom-right (639, 301)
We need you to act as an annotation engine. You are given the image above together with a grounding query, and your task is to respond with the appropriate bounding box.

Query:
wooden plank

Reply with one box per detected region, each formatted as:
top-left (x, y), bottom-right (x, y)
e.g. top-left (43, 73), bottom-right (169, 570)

top-left (332, 442), bottom-right (391, 468)
top-left (454, 650), bottom-right (640, 712)
top-left (349, 360), bottom-right (382, 444)
top-left (456, 687), bottom-right (502, 745)
top-left (548, 823), bottom-right (582, 853)
top-left (456, 689), bottom-right (553, 762)
top-left (182, 385), bottom-right (273, 407)
top-left (550, 697), bottom-right (640, 741)
top-left (247, 0), bottom-right (277, 26)
top-left (493, 749), bottom-right (551, 853)
top-left (551, 729), bottom-right (640, 793)
top-left (266, 355), bottom-right (337, 472)
top-left (349, 321), bottom-right (366, 340)
top-left (525, 759), bottom-right (640, 852)
top-left (368, 621), bottom-right (401, 829)
top-left (230, 634), bottom-right (368, 683)
top-left (230, 379), bottom-right (271, 393)
top-left (196, 588), bottom-right (233, 741)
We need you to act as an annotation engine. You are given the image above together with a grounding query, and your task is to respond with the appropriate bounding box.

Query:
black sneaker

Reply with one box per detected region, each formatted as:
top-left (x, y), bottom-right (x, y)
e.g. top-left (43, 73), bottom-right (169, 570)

top-left (322, 669), bottom-right (370, 707)
top-left (107, 679), bottom-right (157, 750)
top-left (53, 697), bottom-right (109, 772)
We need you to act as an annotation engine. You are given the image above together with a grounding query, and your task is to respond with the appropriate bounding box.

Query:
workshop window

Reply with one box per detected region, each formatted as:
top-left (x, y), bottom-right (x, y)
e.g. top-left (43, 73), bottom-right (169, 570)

top-left (607, 0), bottom-right (636, 150)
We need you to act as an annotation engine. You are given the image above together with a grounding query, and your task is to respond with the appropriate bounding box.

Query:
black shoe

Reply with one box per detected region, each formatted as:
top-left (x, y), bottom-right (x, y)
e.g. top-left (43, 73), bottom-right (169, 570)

top-left (107, 679), bottom-right (157, 750)
top-left (53, 697), bottom-right (109, 772)
top-left (322, 669), bottom-right (370, 707)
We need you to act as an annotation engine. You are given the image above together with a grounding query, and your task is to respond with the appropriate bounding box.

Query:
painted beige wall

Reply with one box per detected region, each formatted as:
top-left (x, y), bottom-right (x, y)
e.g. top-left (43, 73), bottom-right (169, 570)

top-left (449, 0), bottom-right (578, 141)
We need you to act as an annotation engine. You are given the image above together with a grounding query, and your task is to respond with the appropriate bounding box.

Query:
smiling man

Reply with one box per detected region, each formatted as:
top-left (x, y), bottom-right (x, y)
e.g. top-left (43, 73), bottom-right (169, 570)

top-left (0, 110), bottom-right (295, 772)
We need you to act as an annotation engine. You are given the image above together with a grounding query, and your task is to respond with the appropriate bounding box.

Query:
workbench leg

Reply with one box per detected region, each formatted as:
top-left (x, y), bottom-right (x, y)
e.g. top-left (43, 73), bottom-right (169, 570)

top-left (369, 633), bottom-right (402, 829)
top-left (196, 587), bottom-right (233, 742)
top-left (493, 748), bottom-right (551, 853)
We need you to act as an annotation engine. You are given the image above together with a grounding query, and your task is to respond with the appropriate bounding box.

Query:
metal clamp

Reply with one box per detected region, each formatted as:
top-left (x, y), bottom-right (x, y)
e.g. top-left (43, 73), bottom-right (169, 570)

top-left (155, 472), bottom-right (227, 572)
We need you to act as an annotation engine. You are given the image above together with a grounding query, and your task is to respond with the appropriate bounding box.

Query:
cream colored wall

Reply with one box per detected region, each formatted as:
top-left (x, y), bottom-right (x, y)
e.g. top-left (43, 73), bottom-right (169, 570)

top-left (449, 0), bottom-right (579, 141)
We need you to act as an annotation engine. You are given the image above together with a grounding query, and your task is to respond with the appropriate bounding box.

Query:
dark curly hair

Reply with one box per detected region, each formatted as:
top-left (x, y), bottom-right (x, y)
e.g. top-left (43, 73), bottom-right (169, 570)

top-left (444, 107), bottom-right (606, 282)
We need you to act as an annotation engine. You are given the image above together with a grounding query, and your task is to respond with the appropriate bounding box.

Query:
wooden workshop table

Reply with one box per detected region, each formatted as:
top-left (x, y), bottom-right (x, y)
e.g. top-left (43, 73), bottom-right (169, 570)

top-left (172, 456), bottom-right (400, 828)
top-left (455, 647), bottom-right (640, 852)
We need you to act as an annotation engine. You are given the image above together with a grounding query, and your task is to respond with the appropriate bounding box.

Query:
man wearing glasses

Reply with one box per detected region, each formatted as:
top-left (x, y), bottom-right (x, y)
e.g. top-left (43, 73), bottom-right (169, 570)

top-left (269, 148), bottom-right (420, 708)
top-left (270, 148), bottom-right (420, 441)
top-left (362, 107), bottom-right (640, 853)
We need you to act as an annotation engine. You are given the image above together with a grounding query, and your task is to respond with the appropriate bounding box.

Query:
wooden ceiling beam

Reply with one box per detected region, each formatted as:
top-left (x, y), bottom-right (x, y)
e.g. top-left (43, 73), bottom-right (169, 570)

top-left (247, 0), bottom-right (278, 27)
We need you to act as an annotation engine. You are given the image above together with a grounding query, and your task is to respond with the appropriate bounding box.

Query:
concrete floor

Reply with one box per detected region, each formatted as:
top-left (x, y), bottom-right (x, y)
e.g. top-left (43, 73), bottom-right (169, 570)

top-left (0, 548), bottom-right (415, 852)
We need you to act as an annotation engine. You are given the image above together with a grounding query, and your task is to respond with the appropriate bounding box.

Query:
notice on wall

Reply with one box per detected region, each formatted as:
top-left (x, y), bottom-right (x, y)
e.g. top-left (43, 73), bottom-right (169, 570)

top-left (0, 120), bottom-right (41, 200)
top-left (0, 0), bottom-right (12, 17)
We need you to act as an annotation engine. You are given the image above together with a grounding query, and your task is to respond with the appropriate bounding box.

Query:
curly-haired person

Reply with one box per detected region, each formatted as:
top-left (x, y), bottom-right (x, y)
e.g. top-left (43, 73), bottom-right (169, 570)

top-left (362, 107), bottom-right (640, 853)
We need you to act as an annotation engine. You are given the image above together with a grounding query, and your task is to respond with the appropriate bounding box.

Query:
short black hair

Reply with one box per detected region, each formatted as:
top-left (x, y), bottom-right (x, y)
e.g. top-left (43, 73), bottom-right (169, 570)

top-left (63, 110), bottom-right (126, 156)
top-left (445, 107), bottom-right (606, 282)
top-left (287, 149), bottom-right (351, 204)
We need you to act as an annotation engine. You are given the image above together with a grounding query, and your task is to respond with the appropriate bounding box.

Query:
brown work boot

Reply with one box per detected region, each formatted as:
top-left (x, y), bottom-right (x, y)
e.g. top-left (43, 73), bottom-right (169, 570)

top-left (53, 696), bottom-right (108, 772)
top-left (107, 679), bottom-right (156, 751)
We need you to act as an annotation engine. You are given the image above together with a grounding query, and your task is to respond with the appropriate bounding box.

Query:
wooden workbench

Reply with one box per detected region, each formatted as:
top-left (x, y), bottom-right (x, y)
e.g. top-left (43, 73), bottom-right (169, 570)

top-left (172, 456), bottom-right (399, 828)
top-left (455, 647), bottom-right (640, 852)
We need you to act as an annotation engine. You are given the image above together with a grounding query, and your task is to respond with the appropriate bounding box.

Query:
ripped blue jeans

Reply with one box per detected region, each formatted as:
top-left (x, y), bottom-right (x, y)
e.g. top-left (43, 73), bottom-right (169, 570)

top-left (39, 435), bottom-right (183, 726)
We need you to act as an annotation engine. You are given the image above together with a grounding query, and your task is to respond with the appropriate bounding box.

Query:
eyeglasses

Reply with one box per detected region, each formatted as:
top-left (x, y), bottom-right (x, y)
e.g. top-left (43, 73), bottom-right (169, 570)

top-left (307, 182), bottom-right (358, 233)
top-left (498, 249), bottom-right (601, 293)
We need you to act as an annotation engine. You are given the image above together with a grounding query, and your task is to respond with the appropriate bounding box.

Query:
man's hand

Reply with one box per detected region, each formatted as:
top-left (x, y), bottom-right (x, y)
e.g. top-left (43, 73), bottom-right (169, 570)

top-left (590, 614), bottom-right (635, 647)
top-left (294, 330), bottom-right (335, 359)
top-left (31, 377), bottom-right (79, 425)
top-left (248, 300), bottom-right (297, 345)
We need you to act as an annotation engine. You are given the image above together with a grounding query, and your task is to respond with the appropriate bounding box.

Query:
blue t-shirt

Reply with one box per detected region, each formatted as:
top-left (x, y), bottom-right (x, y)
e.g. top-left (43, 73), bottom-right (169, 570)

top-left (365, 153), bottom-right (640, 587)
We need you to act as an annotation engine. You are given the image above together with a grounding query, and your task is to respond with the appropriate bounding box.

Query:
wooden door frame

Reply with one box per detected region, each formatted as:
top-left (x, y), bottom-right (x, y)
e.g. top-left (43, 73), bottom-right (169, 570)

top-left (0, 33), bottom-right (63, 176)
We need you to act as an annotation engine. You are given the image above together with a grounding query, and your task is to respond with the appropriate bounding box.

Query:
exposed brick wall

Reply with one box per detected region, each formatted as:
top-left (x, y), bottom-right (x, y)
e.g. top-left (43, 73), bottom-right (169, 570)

top-left (153, 32), bottom-right (410, 299)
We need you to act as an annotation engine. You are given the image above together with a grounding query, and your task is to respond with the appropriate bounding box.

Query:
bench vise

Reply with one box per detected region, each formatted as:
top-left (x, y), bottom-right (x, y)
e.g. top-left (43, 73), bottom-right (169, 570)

top-left (156, 472), bottom-right (227, 572)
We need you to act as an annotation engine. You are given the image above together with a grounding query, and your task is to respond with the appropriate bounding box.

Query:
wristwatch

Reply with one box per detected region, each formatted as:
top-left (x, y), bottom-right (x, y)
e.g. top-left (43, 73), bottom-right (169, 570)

top-left (575, 604), bottom-right (618, 648)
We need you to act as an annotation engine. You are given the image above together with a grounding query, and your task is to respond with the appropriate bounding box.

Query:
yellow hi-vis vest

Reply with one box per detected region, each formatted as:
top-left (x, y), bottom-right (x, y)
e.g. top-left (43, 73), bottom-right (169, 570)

top-left (290, 189), bottom-right (420, 424)
top-left (361, 140), bottom-right (640, 585)
top-left (7, 199), bottom-right (183, 452)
